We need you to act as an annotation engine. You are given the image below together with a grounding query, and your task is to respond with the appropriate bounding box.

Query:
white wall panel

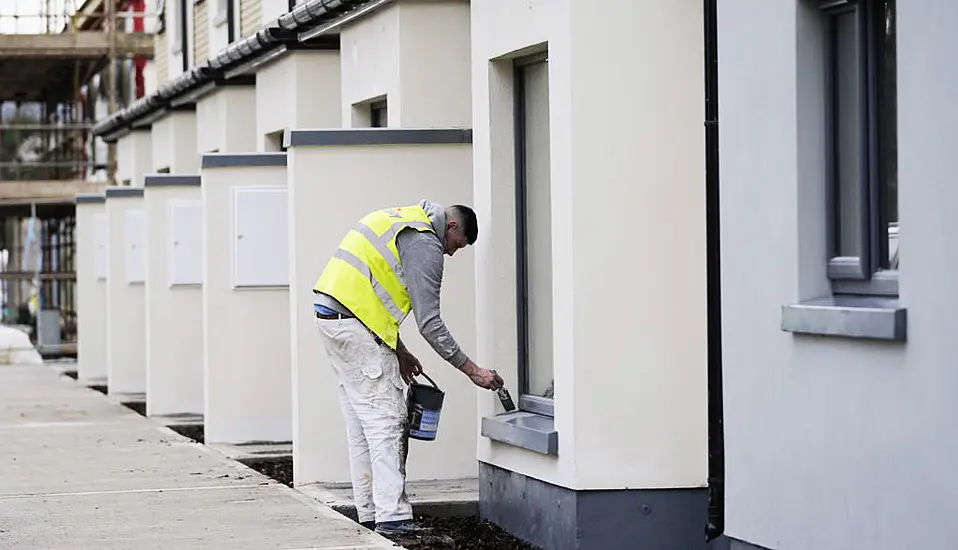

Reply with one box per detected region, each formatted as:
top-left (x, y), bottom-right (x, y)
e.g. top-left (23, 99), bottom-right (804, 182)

top-left (124, 209), bottom-right (146, 284)
top-left (231, 186), bottom-right (288, 288)
top-left (168, 200), bottom-right (203, 287)
top-left (93, 213), bottom-right (108, 280)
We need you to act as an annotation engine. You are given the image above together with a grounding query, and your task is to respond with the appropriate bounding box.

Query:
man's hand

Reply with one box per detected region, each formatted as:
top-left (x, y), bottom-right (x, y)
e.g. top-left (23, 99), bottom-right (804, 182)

top-left (396, 336), bottom-right (422, 384)
top-left (459, 360), bottom-right (504, 390)
top-left (398, 350), bottom-right (423, 385)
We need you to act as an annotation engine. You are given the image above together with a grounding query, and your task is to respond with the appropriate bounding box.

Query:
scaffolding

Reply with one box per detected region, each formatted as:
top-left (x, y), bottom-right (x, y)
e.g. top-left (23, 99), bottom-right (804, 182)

top-left (0, 0), bottom-right (155, 355)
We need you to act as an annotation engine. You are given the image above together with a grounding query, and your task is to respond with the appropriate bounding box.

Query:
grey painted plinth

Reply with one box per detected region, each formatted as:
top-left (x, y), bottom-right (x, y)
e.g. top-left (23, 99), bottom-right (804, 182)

top-left (729, 538), bottom-right (771, 550)
top-left (479, 462), bottom-right (709, 550)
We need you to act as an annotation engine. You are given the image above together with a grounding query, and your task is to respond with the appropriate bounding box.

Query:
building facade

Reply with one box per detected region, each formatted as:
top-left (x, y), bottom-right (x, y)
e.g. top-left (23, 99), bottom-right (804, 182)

top-left (719, 0), bottom-right (958, 549)
top-left (80, 0), bottom-right (956, 549)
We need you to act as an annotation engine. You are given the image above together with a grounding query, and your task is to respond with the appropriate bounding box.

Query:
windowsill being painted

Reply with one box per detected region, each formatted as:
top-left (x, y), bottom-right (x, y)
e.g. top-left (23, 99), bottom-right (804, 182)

top-left (481, 411), bottom-right (558, 456)
top-left (781, 294), bottom-right (906, 341)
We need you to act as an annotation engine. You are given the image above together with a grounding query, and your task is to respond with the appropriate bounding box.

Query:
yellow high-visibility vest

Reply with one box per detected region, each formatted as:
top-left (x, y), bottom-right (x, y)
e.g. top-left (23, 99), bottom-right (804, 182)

top-left (313, 205), bottom-right (436, 349)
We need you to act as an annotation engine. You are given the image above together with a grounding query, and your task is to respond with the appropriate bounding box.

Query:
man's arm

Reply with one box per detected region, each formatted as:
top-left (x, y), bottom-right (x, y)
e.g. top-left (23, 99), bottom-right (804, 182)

top-left (396, 335), bottom-right (423, 384)
top-left (396, 232), bottom-right (469, 368)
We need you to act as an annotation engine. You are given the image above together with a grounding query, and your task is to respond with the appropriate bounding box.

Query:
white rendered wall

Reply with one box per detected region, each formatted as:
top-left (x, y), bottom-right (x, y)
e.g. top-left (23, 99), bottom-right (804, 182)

top-left (471, 0), bottom-right (708, 491)
top-left (144, 184), bottom-right (204, 417)
top-left (256, 50), bottom-right (342, 151)
top-left (340, 0), bottom-right (471, 127)
top-left (151, 111), bottom-right (199, 173)
top-left (116, 136), bottom-right (132, 185)
top-left (288, 142), bottom-right (477, 486)
top-left (261, 0), bottom-right (292, 25)
top-left (205, 0), bottom-right (230, 59)
top-left (76, 199), bottom-right (108, 384)
top-left (719, 1), bottom-right (958, 549)
top-left (116, 130), bottom-right (153, 186)
top-left (201, 159), bottom-right (292, 444)
top-left (197, 86), bottom-right (257, 153)
top-left (105, 194), bottom-right (147, 395)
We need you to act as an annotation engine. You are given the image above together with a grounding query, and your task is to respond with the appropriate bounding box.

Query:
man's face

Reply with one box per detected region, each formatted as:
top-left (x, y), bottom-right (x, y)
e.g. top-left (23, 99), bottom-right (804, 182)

top-left (444, 221), bottom-right (469, 256)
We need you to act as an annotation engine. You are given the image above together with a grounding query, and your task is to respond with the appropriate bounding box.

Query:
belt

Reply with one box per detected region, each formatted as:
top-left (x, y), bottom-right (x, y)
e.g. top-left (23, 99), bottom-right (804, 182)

top-left (314, 309), bottom-right (385, 347)
top-left (316, 311), bottom-right (352, 320)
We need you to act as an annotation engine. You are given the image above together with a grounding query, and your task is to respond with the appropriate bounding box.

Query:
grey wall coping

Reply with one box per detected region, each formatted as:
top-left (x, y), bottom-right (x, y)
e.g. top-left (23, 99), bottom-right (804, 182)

top-left (144, 174), bottom-right (201, 187)
top-left (481, 411), bottom-right (558, 455)
top-left (131, 108), bottom-right (170, 130)
top-left (781, 295), bottom-right (907, 341)
top-left (105, 187), bottom-right (145, 198)
top-left (201, 152), bottom-right (287, 168)
top-left (75, 193), bottom-right (106, 204)
top-left (284, 128), bottom-right (473, 148)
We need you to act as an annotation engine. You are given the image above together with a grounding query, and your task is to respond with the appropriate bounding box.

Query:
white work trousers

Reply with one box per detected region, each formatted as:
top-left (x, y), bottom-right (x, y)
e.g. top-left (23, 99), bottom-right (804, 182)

top-left (316, 317), bottom-right (412, 524)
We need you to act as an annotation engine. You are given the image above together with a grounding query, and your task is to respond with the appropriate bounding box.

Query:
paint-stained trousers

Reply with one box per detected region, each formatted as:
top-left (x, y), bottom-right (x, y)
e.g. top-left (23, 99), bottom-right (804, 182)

top-left (316, 317), bottom-right (413, 524)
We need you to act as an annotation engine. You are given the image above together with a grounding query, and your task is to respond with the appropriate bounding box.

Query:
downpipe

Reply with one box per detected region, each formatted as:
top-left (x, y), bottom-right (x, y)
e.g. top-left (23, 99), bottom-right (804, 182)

top-left (703, 0), bottom-right (725, 544)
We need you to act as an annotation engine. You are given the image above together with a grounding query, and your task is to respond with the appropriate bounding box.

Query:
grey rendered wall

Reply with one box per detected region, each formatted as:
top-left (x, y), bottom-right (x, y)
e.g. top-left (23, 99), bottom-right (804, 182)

top-left (718, 1), bottom-right (958, 549)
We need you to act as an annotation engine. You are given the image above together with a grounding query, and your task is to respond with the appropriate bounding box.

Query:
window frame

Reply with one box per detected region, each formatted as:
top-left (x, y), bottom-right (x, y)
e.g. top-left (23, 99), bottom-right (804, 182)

top-left (820, 0), bottom-right (898, 297)
top-left (170, 0), bottom-right (183, 53)
top-left (513, 51), bottom-right (554, 418)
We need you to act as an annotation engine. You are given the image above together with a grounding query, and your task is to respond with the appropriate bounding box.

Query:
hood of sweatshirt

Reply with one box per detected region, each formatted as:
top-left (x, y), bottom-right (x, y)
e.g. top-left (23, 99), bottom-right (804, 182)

top-left (419, 199), bottom-right (446, 249)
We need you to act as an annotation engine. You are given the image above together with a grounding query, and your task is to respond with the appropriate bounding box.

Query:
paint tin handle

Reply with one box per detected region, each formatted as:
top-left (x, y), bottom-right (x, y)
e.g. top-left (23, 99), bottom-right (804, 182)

top-left (418, 370), bottom-right (440, 390)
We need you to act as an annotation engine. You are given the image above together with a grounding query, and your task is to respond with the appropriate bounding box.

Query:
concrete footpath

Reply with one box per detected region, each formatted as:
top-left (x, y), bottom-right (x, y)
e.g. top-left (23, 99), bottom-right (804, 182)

top-left (0, 363), bottom-right (400, 550)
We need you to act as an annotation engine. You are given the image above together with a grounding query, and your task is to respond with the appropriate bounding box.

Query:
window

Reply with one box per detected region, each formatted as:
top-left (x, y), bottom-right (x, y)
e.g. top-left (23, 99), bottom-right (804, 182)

top-left (170, 0), bottom-right (183, 52)
top-left (515, 52), bottom-right (554, 412)
top-left (370, 100), bottom-right (388, 128)
top-left (351, 97), bottom-right (387, 127)
top-left (822, 0), bottom-right (897, 295)
top-left (214, 0), bottom-right (231, 31)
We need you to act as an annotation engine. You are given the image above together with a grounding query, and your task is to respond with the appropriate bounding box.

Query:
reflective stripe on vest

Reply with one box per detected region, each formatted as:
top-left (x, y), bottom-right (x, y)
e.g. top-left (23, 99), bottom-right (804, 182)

top-left (313, 205), bottom-right (435, 349)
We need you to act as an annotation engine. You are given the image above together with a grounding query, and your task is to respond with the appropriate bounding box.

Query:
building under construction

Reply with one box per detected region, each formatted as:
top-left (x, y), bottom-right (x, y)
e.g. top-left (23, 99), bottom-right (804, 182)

top-left (0, 0), bottom-right (153, 354)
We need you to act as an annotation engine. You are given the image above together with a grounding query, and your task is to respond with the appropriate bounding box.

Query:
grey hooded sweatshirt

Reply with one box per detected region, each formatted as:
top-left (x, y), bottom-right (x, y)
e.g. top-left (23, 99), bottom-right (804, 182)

top-left (314, 199), bottom-right (470, 369)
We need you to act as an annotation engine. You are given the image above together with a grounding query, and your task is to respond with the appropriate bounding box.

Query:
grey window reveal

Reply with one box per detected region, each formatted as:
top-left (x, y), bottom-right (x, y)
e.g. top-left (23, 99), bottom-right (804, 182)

top-left (370, 101), bottom-right (387, 128)
top-left (822, 0), bottom-right (898, 296)
top-left (514, 51), bottom-right (554, 411)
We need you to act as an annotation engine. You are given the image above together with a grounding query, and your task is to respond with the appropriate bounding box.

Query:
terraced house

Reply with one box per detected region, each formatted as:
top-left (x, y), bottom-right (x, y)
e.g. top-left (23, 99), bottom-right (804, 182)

top-left (75, 0), bottom-right (958, 549)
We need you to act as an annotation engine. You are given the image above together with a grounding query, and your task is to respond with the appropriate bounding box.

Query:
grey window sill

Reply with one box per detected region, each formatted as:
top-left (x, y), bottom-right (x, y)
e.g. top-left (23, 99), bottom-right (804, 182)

top-left (213, 10), bottom-right (228, 27)
top-left (781, 295), bottom-right (906, 341)
top-left (481, 411), bottom-right (558, 456)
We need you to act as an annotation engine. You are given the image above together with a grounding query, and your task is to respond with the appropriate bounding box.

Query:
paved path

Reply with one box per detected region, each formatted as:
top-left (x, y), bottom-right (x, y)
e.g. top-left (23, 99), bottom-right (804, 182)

top-left (0, 363), bottom-right (399, 550)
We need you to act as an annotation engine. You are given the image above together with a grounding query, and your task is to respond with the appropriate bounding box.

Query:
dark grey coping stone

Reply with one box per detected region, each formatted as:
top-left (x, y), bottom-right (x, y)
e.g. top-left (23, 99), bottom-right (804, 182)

top-left (104, 187), bottom-right (145, 198)
top-left (283, 128), bottom-right (473, 148)
top-left (481, 411), bottom-right (558, 455)
top-left (144, 174), bottom-right (201, 187)
top-left (201, 152), bottom-right (288, 168)
top-left (781, 295), bottom-right (906, 341)
top-left (75, 193), bottom-right (106, 204)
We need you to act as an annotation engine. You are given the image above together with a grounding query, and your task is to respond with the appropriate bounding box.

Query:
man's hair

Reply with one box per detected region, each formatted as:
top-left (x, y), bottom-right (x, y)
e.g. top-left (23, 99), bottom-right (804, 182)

top-left (448, 205), bottom-right (479, 245)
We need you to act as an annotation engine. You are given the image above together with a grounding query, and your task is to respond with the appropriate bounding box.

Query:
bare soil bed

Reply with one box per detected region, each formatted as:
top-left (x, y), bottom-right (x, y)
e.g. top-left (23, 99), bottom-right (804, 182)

top-left (241, 456), bottom-right (540, 550)
top-left (239, 456), bottom-right (294, 487)
top-left (121, 401), bottom-right (146, 416)
top-left (167, 423), bottom-right (205, 444)
top-left (387, 515), bottom-right (542, 550)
